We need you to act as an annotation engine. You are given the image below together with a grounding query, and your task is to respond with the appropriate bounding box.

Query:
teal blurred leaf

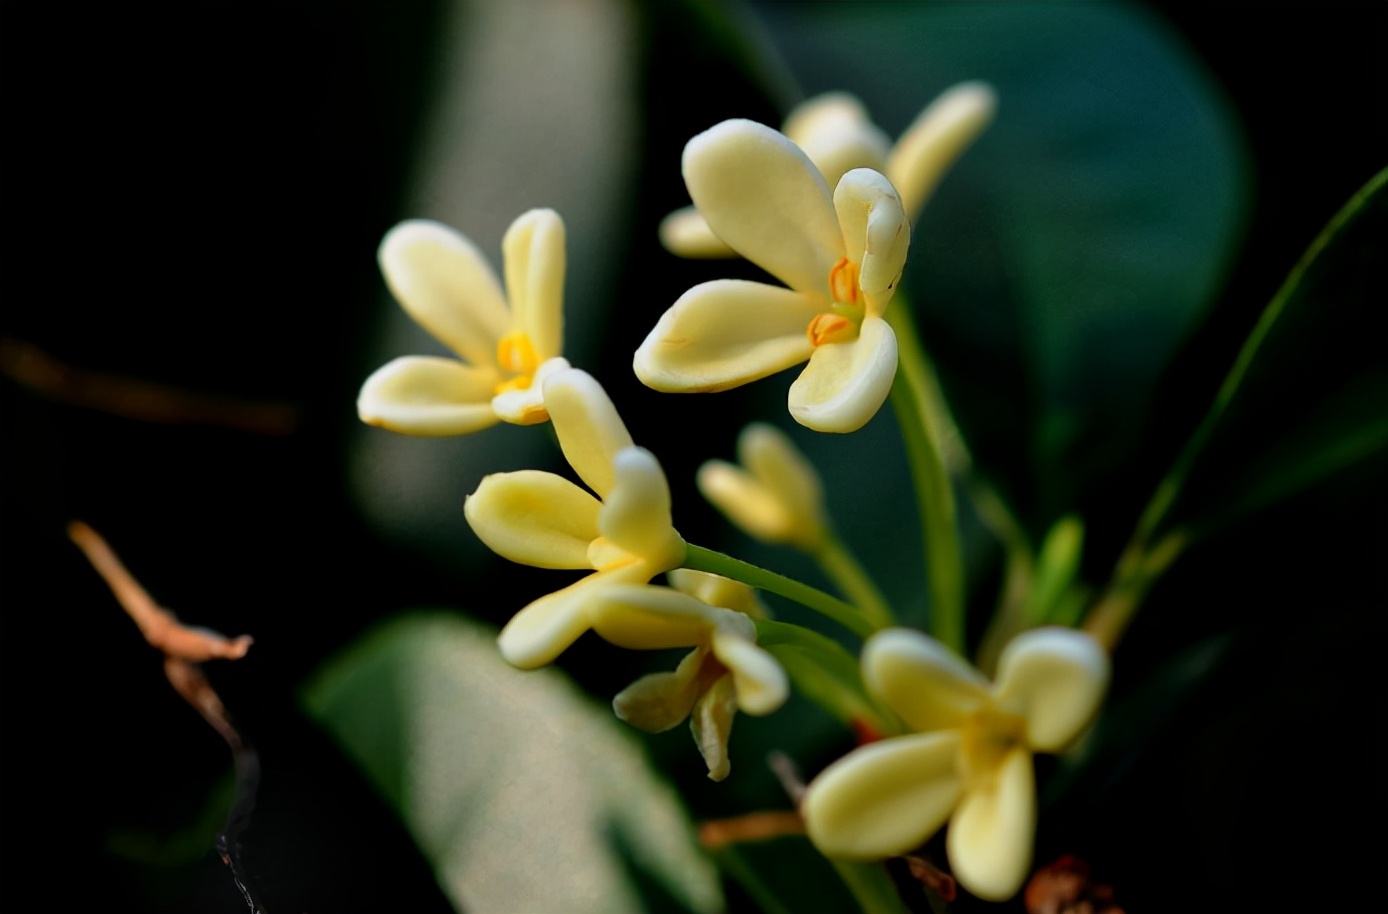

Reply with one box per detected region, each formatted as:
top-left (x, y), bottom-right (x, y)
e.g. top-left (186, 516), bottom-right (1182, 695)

top-left (301, 612), bottom-right (723, 914)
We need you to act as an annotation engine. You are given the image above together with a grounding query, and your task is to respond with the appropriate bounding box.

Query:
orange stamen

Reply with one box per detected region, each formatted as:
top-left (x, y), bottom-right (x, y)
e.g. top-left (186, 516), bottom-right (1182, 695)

top-left (828, 257), bottom-right (860, 305)
top-left (807, 313), bottom-right (853, 347)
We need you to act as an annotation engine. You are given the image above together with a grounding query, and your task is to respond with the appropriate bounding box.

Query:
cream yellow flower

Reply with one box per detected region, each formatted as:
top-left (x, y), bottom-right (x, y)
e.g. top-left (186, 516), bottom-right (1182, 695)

top-left (358, 210), bottom-right (570, 435)
top-left (659, 82), bottom-right (996, 257)
top-left (697, 422), bottom-right (828, 550)
top-left (634, 119), bottom-right (910, 433)
top-left (801, 627), bottom-right (1109, 901)
top-left (590, 570), bottom-right (787, 781)
top-left (463, 368), bottom-right (686, 668)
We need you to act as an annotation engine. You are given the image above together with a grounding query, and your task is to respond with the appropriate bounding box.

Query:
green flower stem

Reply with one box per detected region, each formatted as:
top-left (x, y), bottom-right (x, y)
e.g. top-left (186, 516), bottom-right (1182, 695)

top-left (884, 301), bottom-right (965, 654)
top-left (683, 543), bottom-right (877, 640)
top-left (830, 860), bottom-right (913, 914)
top-left (1083, 530), bottom-right (1188, 651)
top-left (811, 531), bottom-right (895, 629)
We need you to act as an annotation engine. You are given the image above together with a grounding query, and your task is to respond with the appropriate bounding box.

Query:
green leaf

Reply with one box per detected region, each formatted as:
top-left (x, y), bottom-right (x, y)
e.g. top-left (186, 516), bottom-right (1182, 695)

top-left (301, 612), bottom-right (723, 914)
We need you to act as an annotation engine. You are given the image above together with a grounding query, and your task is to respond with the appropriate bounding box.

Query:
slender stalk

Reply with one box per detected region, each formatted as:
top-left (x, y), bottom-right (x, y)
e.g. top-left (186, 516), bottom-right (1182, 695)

top-left (683, 543), bottom-right (877, 639)
top-left (1083, 530), bottom-right (1188, 651)
top-left (812, 530), bottom-right (895, 629)
top-left (830, 860), bottom-right (912, 914)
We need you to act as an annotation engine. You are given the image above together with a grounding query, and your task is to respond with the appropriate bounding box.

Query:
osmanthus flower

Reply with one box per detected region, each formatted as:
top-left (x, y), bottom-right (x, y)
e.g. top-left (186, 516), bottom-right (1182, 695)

top-left (358, 210), bottom-right (570, 435)
top-left (634, 119), bottom-right (910, 433)
top-left (590, 570), bottom-right (788, 781)
top-left (801, 627), bottom-right (1109, 901)
top-left (659, 82), bottom-right (996, 258)
top-left (463, 368), bottom-right (686, 668)
top-left (697, 422), bottom-right (828, 551)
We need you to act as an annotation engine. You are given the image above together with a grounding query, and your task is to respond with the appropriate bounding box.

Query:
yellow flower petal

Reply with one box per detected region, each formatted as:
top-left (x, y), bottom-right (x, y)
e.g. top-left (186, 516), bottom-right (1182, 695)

top-left (657, 206), bottom-right (736, 258)
top-left (740, 423), bottom-right (827, 545)
top-left (992, 627), bottom-right (1110, 752)
top-left (861, 628), bottom-right (991, 733)
top-left (696, 460), bottom-right (794, 544)
top-left (502, 208), bottom-right (565, 361)
top-left (683, 119), bottom-right (844, 297)
top-left (833, 168), bottom-right (909, 316)
top-left (783, 92), bottom-right (891, 190)
top-left (587, 584), bottom-right (720, 650)
top-left (489, 356), bottom-right (571, 426)
top-left (691, 673), bottom-right (740, 781)
top-left (464, 470), bottom-right (601, 569)
top-left (634, 279), bottom-right (818, 393)
top-left (788, 315), bottom-right (898, 433)
top-left (667, 569), bottom-right (769, 619)
top-left (710, 627), bottom-right (788, 717)
top-left (612, 647), bottom-right (708, 733)
top-left (378, 220), bottom-right (511, 369)
top-left (543, 368), bottom-right (635, 498)
top-left (599, 448), bottom-right (686, 570)
top-left (496, 569), bottom-right (634, 669)
top-left (887, 81), bottom-right (997, 223)
top-left (946, 746), bottom-right (1036, 902)
top-left (802, 731), bottom-right (964, 859)
top-left (357, 356), bottom-right (502, 436)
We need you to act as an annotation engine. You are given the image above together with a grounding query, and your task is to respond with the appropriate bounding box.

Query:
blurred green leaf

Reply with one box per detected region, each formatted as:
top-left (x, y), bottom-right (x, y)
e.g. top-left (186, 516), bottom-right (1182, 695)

top-left (301, 612), bottom-right (723, 914)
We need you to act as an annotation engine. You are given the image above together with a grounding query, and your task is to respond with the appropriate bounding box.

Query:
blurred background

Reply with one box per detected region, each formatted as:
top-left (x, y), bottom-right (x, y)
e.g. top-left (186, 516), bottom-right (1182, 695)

top-left (2, 2), bottom-right (1384, 911)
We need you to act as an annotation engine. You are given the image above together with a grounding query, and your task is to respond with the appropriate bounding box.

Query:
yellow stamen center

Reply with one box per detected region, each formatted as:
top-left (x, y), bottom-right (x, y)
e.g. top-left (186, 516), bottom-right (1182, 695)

top-left (495, 330), bottom-right (541, 394)
top-left (807, 259), bottom-right (867, 347)
top-left (959, 705), bottom-right (1027, 789)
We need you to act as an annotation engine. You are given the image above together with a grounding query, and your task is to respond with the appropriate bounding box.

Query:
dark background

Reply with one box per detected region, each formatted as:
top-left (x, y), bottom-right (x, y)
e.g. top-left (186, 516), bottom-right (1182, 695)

top-left (1, 2), bottom-right (1384, 911)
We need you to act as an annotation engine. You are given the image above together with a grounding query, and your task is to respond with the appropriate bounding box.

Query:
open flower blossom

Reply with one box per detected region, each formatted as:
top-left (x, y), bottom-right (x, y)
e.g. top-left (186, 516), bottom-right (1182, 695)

top-left (464, 368), bottom-right (686, 668)
top-left (697, 422), bottom-right (828, 550)
top-left (801, 627), bottom-right (1109, 901)
top-left (591, 570), bottom-right (787, 781)
top-left (634, 119), bottom-right (910, 433)
top-left (358, 210), bottom-right (571, 435)
top-left (660, 82), bottom-right (997, 258)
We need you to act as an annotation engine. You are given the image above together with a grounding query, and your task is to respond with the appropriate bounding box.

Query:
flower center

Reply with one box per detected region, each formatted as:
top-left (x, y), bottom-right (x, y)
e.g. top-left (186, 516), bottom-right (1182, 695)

top-left (495, 330), bottom-right (541, 393)
top-left (587, 536), bottom-right (636, 573)
top-left (807, 258), bottom-right (866, 347)
top-left (959, 705), bottom-right (1027, 789)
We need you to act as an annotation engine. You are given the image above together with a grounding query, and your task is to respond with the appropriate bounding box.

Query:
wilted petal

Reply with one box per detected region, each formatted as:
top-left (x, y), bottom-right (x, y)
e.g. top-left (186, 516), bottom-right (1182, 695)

top-left (599, 448), bottom-right (685, 570)
top-left (378, 220), bottom-right (511, 368)
top-left (502, 208), bottom-right (565, 360)
top-left (588, 584), bottom-right (719, 650)
top-left (783, 92), bottom-right (891, 188)
top-left (683, 119), bottom-right (844, 296)
top-left (946, 746), bottom-right (1036, 901)
top-left (612, 647), bottom-right (706, 732)
top-left (496, 572), bottom-right (612, 669)
top-left (993, 628), bottom-right (1110, 752)
top-left (833, 169), bottom-right (909, 316)
top-left (710, 626), bottom-right (788, 716)
top-left (690, 673), bottom-right (740, 781)
top-left (668, 569), bottom-right (769, 619)
top-left (544, 368), bottom-right (634, 498)
top-left (862, 628), bottom-right (990, 733)
top-left (802, 731), bottom-right (964, 859)
top-left (464, 470), bottom-right (601, 569)
top-left (490, 356), bottom-right (571, 426)
top-left (788, 316), bottom-right (898, 433)
top-left (658, 206), bottom-right (736, 258)
top-left (634, 280), bottom-right (817, 393)
top-left (887, 81), bottom-right (997, 222)
top-left (358, 356), bottom-right (501, 436)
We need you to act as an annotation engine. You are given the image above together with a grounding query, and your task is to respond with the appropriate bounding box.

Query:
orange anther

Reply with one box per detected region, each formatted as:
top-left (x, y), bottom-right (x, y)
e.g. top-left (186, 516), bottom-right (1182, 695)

top-left (828, 257), bottom-right (860, 305)
top-left (807, 313), bottom-right (853, 347)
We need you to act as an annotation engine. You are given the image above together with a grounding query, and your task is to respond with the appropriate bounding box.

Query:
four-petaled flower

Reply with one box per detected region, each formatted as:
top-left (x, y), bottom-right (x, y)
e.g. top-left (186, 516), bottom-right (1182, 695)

top-left (801, 627), bottom-right (1109, 901)
top-left (359, 210), bottom-right (571, 436)
top-left (659, 82), bottom-right (996, 258)
top-left (697, 422), bottom-right (828, 551)
top-left (634, 119), bottom-right (910, 433)
top-left (591, 570), bottom-right (788, 781)
top-left (464, 368), bottom-right (686, 668)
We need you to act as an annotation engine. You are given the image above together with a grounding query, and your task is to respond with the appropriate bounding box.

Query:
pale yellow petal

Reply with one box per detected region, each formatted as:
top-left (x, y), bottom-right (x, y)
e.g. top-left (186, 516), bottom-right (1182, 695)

top-left (861, 628), bottom-right (990, 733)
top-left (802, 731), bottom-right (965, 859)
top-left (612, 647), bottom-right (707, 732)
top-left (599, 447), bottom-right (686, 571)
top-left (587, 584), bottom-right (719, 650)
top-left (788, 316), bottom-right (898, 433)
top-left (710, 627), bottom-right (788, 716)
top-left (690, 673), bottom-right (740, 781)
top-left (658, 206), bottom-right (736, 258)
top-left (502, 208), bottom-right (565, 360)
top-left (543, 368), bottom-right (634, 498)
top-left (946, 746), bottom-right (1036, 901)
top-left (489, 356), bottom-right (571, 426)
top-left (782, 92), bottom-right (891, 188)
top-left (464, 470), bottom-right (601, 569)
top-left (992, 627), bottom-right (1110, 752)
top-left (887, 81), bottom-right (997, 222)
top-left (683, 119), bottom-right (844, 296)
top-left (696, 460), bottom-right (794, 544)
top-left (833, 168), bottom-right (909, 316)
top-left (634, 280), bottom-right (818, 393)
top-left (740, 422), bottom-right (826, 545)
top-left (358, 356), bottom-right (501, 436)
top-left (378, 220), bottom-right (510, 368)
top-left (495, 571), bottom-right (609, 669)
top-left (667, 569), bottom-right (770, 619)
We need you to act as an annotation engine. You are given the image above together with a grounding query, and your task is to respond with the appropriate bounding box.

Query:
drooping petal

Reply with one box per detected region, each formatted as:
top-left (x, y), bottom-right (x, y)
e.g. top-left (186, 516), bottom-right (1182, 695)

top-left (612, 646), bottom-right (707, 732)
top-left (696, 460), bottom-right (794, 545)
top-left (668, 569), bottom-right (770, 619)
top-left (598, 448), bottom-right (686, 571)
top-left (543, 368), bottom-right (634, 498)
top-left (495, 570), bottom-right (614, 669)
top-left (378, 220), bottom-right (511, 369)
top-left (357, 356), bottom-right (502, 436)
top-left (788, 316), bottom-right (898, 433)
top-left (464, 470), bottom-right (601, 569)
top-left (782, 92), bottom-right (891, 189)
top-left (634, 279), bottom-right (818, 393)
top-left (992, 627), bottom-right (1110, 752)
top-left (657, 206), bottom-right (736, 259)
top-left (887, 81), bottom-right (997, 222)
top-left (690, 673), bottom-right (741, 781)
top-left (740, 423), bottom-right (826, 544)
top-left (683, 119), bottom-right (844, 297)
top-left (802, 731), bottom-right (965, 859)
top-left (489, 356), bottom-right (571, 426)
top-left (946, 746), bottom-right (1036, 902)
top-left (710, 626), bottom-right (788, 716)
top-left (587, 584), bottom-right (719, 650)
top-left (833, 168), bottom-right (909, 316)
top-left (861, 628), bottom-right (990, 733)
top-left (502, 208), bottom-right (566, 361)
